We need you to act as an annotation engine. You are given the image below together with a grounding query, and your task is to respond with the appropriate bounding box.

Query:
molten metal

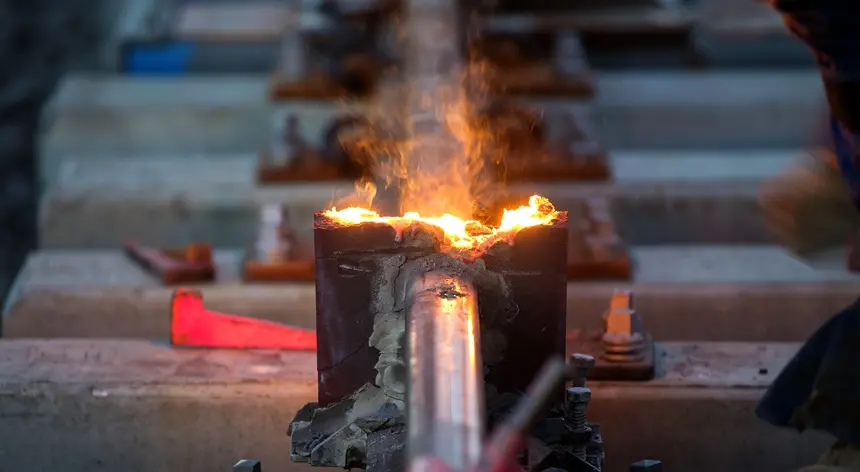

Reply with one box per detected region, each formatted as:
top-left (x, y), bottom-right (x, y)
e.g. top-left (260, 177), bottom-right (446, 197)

top-left (324, 195), bottom-right (559, 255)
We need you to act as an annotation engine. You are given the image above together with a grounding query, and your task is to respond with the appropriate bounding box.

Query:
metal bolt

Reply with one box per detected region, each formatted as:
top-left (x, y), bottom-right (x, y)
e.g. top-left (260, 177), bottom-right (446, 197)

top-left (569, 353), bottom-right (595, 387)
top-left (234, 459), bottom-right (262, 472)
top-left (602, 289), bottom-right (646, 363)
top-left (566, 387), bottom-right (591, 428)
top-left (565, 386), bottom-right (591, 460)
top-left (630, 459), bottom-right (662, 472)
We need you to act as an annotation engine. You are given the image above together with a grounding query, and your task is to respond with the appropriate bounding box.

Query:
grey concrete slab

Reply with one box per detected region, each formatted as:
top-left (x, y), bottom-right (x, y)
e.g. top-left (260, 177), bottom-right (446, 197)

top-left (594, 71), bottom-right (826, 149)
top-left (39, 150), bottom-right (797, 248)
top-left (0, 339), bottom-right (830, 472)
top-left (691, 0), bottom-right (812, 67)
top-left (173, 2), bottom-right (300, 41)
top-left (6, 246), bottom-right (858, 342)
top-left (46, 74), bottom-right (271, 110)
top-left (41, 71), bottom-right (825, 161)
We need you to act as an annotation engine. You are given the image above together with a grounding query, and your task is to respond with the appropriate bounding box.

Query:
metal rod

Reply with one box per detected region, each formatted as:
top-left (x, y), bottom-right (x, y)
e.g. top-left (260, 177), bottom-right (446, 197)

top-left (476, 357), bottom-right (569, 472)
top-left (398, 0), bottom-right (473, 218)
top-left (407, 270), bottom-right (485, 470)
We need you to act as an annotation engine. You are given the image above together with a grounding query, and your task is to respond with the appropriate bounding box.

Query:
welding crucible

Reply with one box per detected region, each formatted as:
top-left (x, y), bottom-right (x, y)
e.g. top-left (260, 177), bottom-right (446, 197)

top-left (407, 270), bottom-right (485, 470)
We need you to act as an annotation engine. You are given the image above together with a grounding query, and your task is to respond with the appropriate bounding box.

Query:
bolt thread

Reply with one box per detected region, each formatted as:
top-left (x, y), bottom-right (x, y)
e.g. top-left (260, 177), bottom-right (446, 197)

top-left (569, 404), bottom-right (588, 429)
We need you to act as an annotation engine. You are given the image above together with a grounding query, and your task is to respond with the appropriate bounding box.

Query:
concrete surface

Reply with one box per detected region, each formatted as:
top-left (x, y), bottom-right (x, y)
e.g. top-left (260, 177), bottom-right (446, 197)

top-left (41, 71), bottom-right (825, 162)
top-left (39, 150), bottom-right (798, 248)
top-left (691, 0), bottom-right (812, 67)
top-left (5, 246), bottom-right (858, 342)
top-left (594, 71), bottom-right (825, 149)
top-left (46, 74), bottom-right (271, 110)
top-left (0, 339), bottom-right (830, 472)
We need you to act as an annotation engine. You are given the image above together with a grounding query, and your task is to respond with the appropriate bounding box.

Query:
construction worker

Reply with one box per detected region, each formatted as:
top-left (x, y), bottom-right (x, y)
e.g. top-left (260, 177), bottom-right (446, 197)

top-left (756, 1), bottom-right (860, 470)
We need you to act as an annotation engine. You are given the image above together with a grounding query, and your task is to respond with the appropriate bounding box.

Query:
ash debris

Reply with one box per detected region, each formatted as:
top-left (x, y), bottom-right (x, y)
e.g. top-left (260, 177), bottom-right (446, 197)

top-left (290, 385), bottom-right (403, 468)
top-left (434, 283), bottom-right (465, 299)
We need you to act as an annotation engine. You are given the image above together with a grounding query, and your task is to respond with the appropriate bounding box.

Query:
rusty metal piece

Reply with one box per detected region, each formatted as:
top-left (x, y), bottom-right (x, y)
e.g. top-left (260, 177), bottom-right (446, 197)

top-left (123, 241), bottom-right (216, 285)
top-left (268, 11), bottom-right (394, 100)
top-left (258, 113), bottom-right (371, 184)
top-left (471, 30), bottom-right (595, 98)
top-left (566, 329), bottom-right (655, 381)
top-left (568, 198), bottom-right (632, 280)
top-left (242, 205), bottom-right (315, 282)
top-left (261, 102), bottom-right (610, 185)
top-left (322, 115), bottom-right (376, 177)
top-left (234, 459), bottom-right (262, 472)
top-left (479, 102), bottom-right (610, 183)
top-left (565, 290), bottom-right (655, 380)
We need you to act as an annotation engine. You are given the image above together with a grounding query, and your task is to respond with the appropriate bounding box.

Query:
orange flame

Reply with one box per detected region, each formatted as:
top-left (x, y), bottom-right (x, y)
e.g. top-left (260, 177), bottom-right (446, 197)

top-left (325, 195), bottom-right (559, 256)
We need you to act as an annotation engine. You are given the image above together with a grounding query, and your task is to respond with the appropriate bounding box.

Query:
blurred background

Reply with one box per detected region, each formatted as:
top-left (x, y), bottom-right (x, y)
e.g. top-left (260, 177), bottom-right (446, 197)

top-left (0, 0), bottom-right (826, 306)
top-left (1, 1), bottom-right (850, 470)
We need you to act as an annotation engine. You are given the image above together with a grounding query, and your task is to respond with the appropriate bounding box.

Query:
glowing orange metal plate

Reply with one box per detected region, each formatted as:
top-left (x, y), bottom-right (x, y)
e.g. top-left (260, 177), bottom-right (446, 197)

top-left (170, 288), bottom-right (316, 351)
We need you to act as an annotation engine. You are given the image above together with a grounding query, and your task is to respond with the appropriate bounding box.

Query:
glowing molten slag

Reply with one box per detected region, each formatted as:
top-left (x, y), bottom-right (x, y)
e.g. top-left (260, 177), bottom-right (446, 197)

top-left (324, 195), bottom-right (559, 254)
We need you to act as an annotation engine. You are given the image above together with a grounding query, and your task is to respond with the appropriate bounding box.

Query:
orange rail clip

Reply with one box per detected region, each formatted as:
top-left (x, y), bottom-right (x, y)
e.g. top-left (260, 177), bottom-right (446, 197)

top-left (170, 288), bottom-right (316, 351)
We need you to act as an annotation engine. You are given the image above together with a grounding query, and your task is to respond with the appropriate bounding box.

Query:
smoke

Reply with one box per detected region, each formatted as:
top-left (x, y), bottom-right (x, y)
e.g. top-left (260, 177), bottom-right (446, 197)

top-left (333, 2), bottom-right (505, 220)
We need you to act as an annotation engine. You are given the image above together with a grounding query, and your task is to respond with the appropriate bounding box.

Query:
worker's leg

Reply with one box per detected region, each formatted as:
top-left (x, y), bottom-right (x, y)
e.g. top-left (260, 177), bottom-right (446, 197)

top-left (757, 294), bottom-right (860, 449)
top-left (754, 1), bottom-right (860, 467)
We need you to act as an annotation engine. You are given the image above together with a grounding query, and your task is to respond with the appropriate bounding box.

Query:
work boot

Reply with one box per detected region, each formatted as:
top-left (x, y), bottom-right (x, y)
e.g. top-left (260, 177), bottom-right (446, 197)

top-left (757, 296), bottom-right (860, 457)
top-left (796, 441), bottom-right (860, 472)
top-left (759, 148), bottom-right (860, 257)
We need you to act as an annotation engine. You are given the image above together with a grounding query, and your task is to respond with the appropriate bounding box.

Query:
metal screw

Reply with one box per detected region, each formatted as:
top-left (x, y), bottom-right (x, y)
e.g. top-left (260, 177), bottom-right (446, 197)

top-left (566, 387), bottom-right (591, 429)
top-left (565, 386), bottom-right (591, 460)
top-left (630, 459), bottom-right (662, 472)
top-left (234, 459), bottom-right (262, 472)
top-left (569, 353), bottom-right (595, 387)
